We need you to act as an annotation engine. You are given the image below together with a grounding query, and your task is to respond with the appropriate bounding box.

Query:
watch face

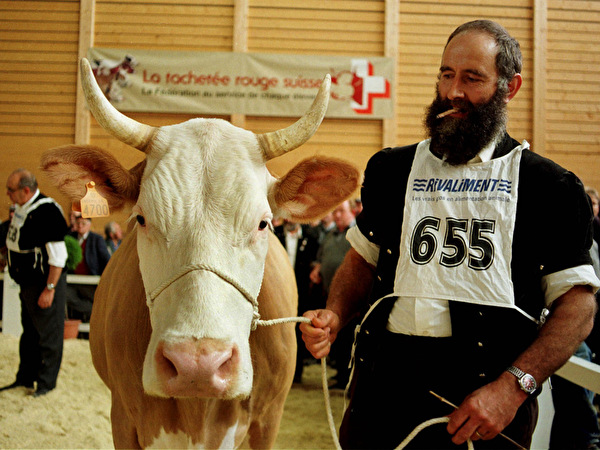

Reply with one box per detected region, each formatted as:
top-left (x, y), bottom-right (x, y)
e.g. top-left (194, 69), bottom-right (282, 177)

top-left (521, 374), bottom-right (536, 392)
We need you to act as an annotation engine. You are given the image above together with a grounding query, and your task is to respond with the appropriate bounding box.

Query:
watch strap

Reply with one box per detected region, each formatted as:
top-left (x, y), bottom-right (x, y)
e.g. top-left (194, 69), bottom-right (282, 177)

top-left (506, 365), bottom-right (525, 379)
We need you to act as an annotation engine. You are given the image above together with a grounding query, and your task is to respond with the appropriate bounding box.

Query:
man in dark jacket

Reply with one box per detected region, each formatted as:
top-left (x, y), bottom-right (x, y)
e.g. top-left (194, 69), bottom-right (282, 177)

top-left (2, 169), bottom-right (68, 397)
top-left (300, 20), bottom-right (599, 449)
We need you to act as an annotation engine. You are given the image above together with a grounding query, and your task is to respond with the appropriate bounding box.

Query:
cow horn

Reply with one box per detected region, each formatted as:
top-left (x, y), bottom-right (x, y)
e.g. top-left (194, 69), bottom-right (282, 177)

top-left (80, 58), bottom-right (155, 152)
top-left (257, 74), bottom-right (331, 161)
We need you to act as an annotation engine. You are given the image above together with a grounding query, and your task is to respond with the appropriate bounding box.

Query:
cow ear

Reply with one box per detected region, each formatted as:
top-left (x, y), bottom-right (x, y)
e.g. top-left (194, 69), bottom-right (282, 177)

top-left (270, 156), bottom-right (362, 222)
top-left (41, 144), bottom-right (145, 212)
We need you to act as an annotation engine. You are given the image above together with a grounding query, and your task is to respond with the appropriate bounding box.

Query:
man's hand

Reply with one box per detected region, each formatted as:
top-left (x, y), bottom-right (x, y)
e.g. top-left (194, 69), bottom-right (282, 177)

top-left (446, 374), bottom-right (526, 445)
top-left (300, 309), bottom-right (341, 359)
top-left (309, 263), bottom-right (322, 285)
top-left (38, 288), bottom-right (55, 309)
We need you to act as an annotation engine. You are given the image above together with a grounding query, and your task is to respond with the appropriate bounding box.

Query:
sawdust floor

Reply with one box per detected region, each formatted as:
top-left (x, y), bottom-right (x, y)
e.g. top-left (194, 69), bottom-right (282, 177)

top-left (0, 333), bottom-right (345, 449)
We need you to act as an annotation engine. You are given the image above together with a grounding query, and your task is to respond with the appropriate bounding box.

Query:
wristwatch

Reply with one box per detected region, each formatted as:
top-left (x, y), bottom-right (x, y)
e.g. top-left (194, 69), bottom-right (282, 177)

top-left (46, 283), bottom-right (55, 291)
top-left (506, 365), bottom-right (537, 394)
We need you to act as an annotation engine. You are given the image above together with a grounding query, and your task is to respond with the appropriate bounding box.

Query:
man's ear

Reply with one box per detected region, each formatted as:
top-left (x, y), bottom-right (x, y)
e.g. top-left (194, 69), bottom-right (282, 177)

top-left (506, 73), bottom-right (522, 102)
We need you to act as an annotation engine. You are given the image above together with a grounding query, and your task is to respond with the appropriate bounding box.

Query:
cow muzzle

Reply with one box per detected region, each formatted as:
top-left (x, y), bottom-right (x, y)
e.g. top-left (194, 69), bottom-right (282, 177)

top-left (154, 338), bottom-right (240, 398)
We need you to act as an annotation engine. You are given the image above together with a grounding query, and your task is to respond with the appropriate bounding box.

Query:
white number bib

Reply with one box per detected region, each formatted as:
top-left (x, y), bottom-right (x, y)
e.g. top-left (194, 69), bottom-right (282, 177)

top-left (392, 140), bottom-right (528, 310)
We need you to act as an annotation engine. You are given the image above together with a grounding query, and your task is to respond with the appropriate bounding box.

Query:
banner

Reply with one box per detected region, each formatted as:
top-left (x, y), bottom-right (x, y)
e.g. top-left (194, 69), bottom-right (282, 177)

top-left (87, 48), bottom-right (394, 119)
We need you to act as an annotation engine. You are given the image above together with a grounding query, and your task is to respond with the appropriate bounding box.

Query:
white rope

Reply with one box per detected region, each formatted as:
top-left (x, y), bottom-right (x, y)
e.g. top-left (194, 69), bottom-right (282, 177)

top-left (320, 357), bottom-right (343, 450)
top-left (395, 416), bottom-right (474, 450)
top-left (255, 315), bottom-right (343, 449)
top-left (256, 316), bottom-right (311, 327)
top-left (147, 263), bottom-right (257, 308)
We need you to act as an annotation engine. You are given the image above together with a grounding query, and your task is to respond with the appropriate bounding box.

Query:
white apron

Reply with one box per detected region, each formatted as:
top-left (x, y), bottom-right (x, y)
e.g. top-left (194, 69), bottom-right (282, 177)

top-left (390, 139), bottom-right (534, 320)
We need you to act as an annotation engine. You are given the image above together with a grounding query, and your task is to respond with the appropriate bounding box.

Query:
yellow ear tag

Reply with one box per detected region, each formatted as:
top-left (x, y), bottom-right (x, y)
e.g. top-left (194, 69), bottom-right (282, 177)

top-left (80, 181), bottom-right (110, 218)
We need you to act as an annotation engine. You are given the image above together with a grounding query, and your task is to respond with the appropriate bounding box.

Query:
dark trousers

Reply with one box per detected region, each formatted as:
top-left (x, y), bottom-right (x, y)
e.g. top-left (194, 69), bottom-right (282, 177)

top-left (339, 331), bottom-right (537, 449)
top-left (16, 273), bottom-right (66, 391)
top-left (550, 342), bottom-right (600, 449)
top-left (66, 284), bottom-right (96, 321)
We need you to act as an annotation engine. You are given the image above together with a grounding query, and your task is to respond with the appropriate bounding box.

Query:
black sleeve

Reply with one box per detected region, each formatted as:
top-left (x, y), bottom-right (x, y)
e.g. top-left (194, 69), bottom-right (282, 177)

top-left (515, 150), bottom-right (593, 277)
top-left (355, 144), bottom-right (418, 247)
top-left (36, 203), bottom-right (68, 245)
top-left (544, 169), bottom-right (594, 273)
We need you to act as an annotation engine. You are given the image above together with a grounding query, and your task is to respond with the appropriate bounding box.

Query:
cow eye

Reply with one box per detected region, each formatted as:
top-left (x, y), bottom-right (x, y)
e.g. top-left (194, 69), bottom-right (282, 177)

top-left (258, 220), bottom-right (269, 231)
top-left (136, 215), bottom-right (146, 227)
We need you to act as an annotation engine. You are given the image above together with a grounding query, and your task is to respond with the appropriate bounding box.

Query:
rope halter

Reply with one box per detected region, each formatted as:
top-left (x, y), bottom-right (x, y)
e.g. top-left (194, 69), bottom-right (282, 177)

top-left (146, 262), bottom-right (263, 329)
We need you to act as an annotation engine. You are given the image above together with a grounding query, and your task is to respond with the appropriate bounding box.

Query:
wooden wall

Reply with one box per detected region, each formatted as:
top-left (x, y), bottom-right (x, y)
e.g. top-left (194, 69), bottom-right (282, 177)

top-left (545, 0), bottom-right (600, 188)
top-left (0, 0), bottom-right (80, 220)
top-left (1, 0), bottom-right (599, 232)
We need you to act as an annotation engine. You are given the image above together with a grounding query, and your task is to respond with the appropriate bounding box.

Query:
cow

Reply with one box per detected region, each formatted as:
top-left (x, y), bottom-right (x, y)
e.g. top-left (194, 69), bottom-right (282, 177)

top-left (41, 58), bottom-right (360, 448)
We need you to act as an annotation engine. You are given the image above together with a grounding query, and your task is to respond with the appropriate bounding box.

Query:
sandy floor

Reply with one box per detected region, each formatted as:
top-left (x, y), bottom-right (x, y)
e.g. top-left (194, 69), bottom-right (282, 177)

top-left (0, 333), bottom-right (346, 449)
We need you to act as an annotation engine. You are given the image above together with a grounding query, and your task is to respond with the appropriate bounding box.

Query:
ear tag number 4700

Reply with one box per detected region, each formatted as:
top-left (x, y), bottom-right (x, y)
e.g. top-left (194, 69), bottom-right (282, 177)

top-left (80, 181), bottom-right (110, 218)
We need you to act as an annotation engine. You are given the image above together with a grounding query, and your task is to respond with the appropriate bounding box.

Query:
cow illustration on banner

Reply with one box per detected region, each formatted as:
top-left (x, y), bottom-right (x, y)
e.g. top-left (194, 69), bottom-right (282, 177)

top-left (330, 59), bottom-right (391, 115)
top-left (91, 55), bottom-right (138, 103)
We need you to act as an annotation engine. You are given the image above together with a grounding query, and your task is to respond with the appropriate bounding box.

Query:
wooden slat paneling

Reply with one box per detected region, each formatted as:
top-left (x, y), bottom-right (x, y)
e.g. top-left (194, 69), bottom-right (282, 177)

top-left (546, 0), bottom-right (600, 189)
top-left (0, 0), bottom-right (79, 204)
top-left (94, 0), bottom-right (234, 52)
top-left (248, 0), bottom-right (385, 56)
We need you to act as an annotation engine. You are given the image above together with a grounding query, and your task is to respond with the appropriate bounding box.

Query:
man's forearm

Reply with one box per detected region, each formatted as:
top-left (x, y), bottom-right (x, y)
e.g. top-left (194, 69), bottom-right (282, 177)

top-left (46, 265), bottom-right (63, 288)
top-left (448, 285), bottom-right (597, 445)
top-left (326, 248), bottom-right (376, 327)
top-left (513, 284), bottom-right (597, 384)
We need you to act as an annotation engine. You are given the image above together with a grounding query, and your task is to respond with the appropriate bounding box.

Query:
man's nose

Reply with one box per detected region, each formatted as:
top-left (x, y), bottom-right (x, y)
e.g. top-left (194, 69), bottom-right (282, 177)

top-left (447, 78), bottom-right (465, 100)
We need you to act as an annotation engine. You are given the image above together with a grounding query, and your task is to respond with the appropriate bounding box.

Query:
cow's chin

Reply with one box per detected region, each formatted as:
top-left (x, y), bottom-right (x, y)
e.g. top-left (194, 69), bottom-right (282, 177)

top-left (141, 338), bottom-right (254, 400)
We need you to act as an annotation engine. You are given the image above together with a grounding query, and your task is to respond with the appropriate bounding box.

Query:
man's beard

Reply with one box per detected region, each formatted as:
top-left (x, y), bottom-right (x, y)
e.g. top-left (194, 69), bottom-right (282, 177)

top-left (424, 87), bottom-right (508, 166)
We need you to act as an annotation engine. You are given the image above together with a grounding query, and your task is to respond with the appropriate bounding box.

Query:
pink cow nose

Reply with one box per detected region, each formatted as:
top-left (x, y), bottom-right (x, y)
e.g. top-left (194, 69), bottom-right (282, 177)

top-left (155, 338), bottom-right (239, 397)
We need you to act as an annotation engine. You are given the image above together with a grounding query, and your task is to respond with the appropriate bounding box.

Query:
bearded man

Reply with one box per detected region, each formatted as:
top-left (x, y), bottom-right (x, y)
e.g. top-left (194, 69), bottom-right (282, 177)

top-left (300, 20), bottom-right (599, 449)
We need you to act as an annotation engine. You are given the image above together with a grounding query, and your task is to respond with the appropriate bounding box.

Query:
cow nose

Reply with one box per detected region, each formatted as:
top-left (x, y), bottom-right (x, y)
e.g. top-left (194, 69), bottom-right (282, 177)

top-left (156, 338), bottom-right (239, 397)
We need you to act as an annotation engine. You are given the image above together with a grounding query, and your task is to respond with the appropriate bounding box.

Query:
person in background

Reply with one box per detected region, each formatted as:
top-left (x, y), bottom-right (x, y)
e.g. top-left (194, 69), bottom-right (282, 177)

top-left (0, 204), bottom-right (15, 270)
top-left (549, 185), bottom-right (600, 450)
top-left (351, 198), bottom-right (363, 216)
top-left (586, 187), bottom-right (600, 261)
top-left (590, 186), bottom-right (600, 252)
top-left (68, 208), bottom-right (79, 234)
top-left (309, 211), bottom-right (335, 245)
top-left (65, 215), bottom-right (110, 322)
top-left (309, 200), bottom-right (356, 389)
top-left (104, 220), bottom-right (123, 256)
top-left (549, 342), bottom-right (600, 449)
top-left (2, 169), bottom-right (68, 397)
top-left (273, 220), bottom-right (321, 383)
top-left (584, 186), bottom-right (600, 361)
top-left (301, 20), bottom-right (598, 449)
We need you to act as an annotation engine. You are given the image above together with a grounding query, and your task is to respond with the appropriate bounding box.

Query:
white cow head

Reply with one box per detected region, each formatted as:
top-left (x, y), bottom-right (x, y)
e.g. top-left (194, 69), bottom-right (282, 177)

top-left (42, 59), bottom-right (360, 400)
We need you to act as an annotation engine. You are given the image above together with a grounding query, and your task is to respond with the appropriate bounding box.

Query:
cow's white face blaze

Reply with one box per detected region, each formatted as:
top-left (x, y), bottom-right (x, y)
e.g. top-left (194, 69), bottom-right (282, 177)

top-left (136, 121), bottom-right (274, 398)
